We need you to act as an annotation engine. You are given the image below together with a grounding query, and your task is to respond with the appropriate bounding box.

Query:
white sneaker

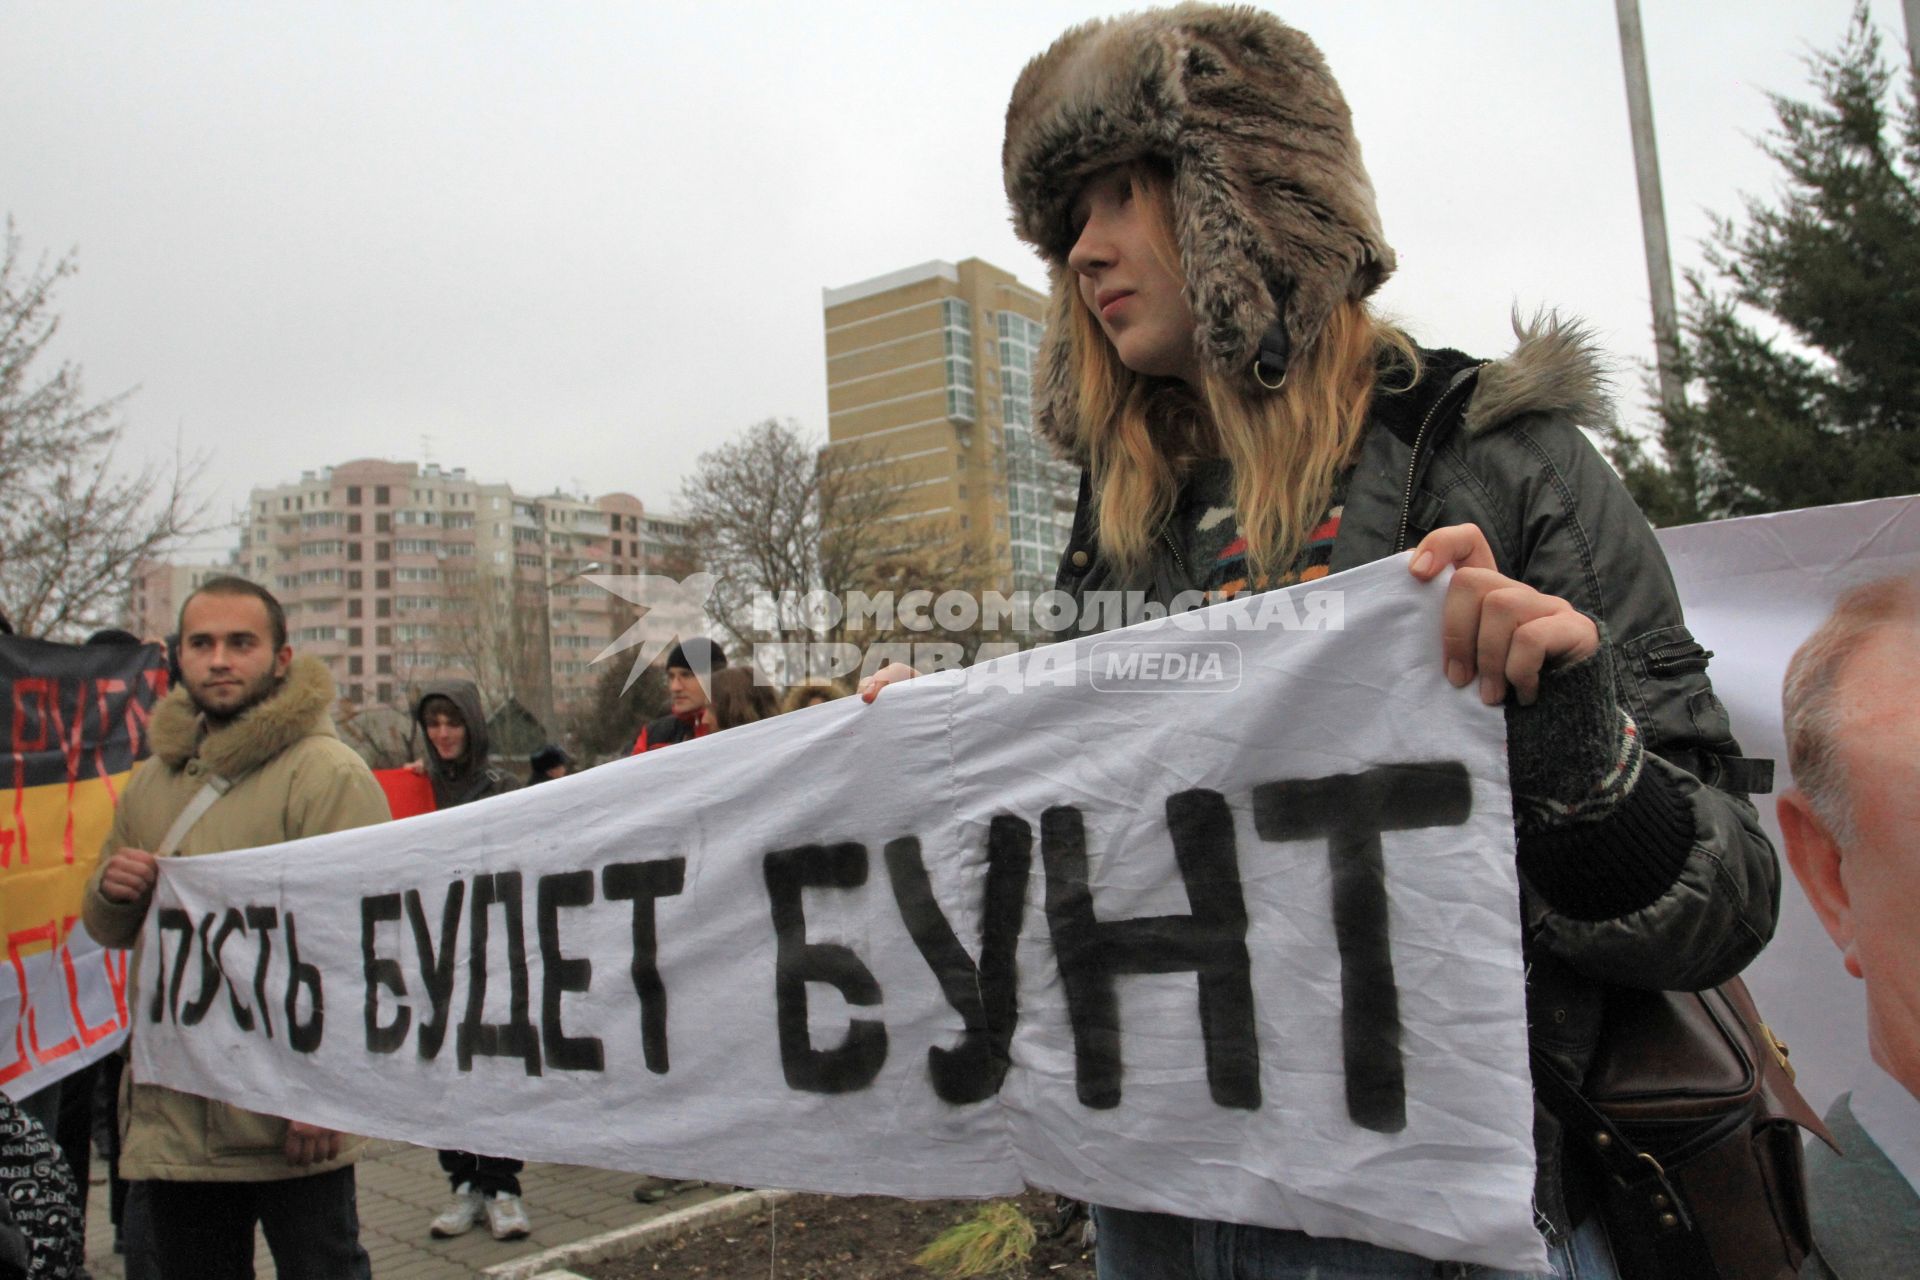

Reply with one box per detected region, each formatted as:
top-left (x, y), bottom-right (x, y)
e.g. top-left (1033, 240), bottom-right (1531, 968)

top-left (484, 1192), bottom-right (532, 1241)
top-left (430, 1183), bottom-right (484, 1238)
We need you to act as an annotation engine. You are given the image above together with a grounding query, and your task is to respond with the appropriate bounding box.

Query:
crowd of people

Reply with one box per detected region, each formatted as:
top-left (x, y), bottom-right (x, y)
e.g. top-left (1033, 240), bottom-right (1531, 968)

top-left (4, 4), bottom-right (1913, 1279)
top-left (0, 600), bottom-right (856, 1279)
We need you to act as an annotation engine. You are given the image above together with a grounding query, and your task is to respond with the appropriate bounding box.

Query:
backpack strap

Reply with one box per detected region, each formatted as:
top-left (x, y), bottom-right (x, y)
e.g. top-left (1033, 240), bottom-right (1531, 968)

top-left (155, 774), bottom-right (232, 857)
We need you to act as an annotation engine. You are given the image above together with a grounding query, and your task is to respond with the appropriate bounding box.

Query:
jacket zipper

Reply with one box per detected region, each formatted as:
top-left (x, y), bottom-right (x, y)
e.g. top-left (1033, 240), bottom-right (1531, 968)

top-left (1644, 637), bottom-right (1712, 674)
top-left (1161, 529), bottom-right (1193, 587)
top-left (1395, 364), bottom-right (1486, 552)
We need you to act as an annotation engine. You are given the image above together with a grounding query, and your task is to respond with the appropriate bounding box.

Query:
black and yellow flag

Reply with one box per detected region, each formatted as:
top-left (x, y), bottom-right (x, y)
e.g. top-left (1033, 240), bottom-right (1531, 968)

top-left (0, 636), bottom-right (167, 1097)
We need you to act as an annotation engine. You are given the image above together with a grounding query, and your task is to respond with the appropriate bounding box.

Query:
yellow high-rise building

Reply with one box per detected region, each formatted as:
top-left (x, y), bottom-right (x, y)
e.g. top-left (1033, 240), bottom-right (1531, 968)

top-left (823, 258), bottom-right (1077, 591)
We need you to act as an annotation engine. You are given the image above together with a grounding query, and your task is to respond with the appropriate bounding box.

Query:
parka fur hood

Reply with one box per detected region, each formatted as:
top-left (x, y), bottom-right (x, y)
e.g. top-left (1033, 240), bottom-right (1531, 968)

top-left (1004, 3), bottom-right (1392, 431)
top-left (148, 655), bottom-right (339, 777)
top-left (1461, 314), bottom-right (1614, 438)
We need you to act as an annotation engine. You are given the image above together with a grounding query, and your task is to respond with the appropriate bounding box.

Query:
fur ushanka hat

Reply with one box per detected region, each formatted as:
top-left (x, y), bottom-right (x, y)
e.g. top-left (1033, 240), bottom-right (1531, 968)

top-left (1003, 3), bottom-right (1394, 451)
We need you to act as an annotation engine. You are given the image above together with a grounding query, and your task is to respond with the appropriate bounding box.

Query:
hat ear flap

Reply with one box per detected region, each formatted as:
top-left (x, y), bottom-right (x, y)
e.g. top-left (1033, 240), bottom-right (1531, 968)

top-left (1171, 159), bottom-right (1281, 386)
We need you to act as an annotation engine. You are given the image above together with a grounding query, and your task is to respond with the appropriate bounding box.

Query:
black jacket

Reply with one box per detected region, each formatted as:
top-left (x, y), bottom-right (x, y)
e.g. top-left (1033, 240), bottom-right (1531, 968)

top-left (1054, 324), bottom-right (1780, 1237)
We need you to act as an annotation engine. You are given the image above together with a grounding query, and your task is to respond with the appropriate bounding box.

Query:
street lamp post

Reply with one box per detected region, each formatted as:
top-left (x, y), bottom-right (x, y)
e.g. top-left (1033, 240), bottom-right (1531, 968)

top-left (1614, 0), bottom-right (1686, 420)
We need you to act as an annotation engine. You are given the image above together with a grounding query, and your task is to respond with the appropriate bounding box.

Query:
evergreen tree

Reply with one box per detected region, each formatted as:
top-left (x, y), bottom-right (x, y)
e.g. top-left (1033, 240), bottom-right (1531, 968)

top-left (1610, 6), bottom-right (1920, 523)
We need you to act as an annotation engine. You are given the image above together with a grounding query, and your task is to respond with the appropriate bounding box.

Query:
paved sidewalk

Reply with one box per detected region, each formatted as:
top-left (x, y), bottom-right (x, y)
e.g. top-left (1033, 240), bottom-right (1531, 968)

top-left (81, 1141), bottom-right (725, 1279)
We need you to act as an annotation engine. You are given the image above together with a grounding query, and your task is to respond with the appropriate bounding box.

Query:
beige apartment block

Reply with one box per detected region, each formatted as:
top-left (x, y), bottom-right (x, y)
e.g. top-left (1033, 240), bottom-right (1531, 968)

top-left (823, 258), bottom-right (1077, 592)
top-left (127, 558), bottom-right (240, 640)
top-left (231, 459), bottom-right (688, 746)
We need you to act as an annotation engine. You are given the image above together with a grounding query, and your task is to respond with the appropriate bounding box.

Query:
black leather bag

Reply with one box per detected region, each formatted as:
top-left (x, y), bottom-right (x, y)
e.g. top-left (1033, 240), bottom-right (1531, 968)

top-left (1534, 977), bottom-right (1837, 1280)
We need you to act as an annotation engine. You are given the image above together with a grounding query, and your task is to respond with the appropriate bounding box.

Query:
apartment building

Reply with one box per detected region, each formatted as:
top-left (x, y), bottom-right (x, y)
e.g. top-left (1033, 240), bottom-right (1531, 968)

top-left (822, 258), bottom-right (1077, 591)
top-left (234, 458), bottom-right (687, 727)
top-left (127, 557), bottom-right (240, 639)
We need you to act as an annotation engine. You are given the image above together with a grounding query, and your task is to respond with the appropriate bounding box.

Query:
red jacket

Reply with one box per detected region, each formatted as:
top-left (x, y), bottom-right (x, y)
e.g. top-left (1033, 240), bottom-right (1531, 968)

top-left (630, 708), bottom-right (710, 754)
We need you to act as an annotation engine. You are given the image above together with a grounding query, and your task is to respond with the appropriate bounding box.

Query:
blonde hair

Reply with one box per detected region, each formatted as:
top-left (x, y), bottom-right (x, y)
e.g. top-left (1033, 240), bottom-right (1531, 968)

top-left (1070, 169), bottom-right (1418, 582)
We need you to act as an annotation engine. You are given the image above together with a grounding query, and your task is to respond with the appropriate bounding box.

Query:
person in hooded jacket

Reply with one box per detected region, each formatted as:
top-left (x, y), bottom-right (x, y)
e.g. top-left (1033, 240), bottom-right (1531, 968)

top-left (862, 6), bottom-right (1779, 1277)
top-left (409, 681), bottom-right (533, 1243)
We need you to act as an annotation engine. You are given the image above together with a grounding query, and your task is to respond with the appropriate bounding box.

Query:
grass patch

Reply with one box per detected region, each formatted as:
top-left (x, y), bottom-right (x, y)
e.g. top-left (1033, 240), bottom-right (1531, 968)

top-left (914, 1201), bottom-right (1038, 1277)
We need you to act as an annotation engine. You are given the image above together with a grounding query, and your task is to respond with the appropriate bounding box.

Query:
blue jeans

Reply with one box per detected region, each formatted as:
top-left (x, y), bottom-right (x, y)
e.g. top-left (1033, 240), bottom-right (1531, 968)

top-left (1093, 1206), bottom-right (1620, 1280)
top-left (145, 1166), bottom-right (373, 1280)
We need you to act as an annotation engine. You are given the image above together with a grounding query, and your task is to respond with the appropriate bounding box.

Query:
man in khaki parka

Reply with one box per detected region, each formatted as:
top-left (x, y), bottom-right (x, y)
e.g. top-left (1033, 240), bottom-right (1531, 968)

top-left (83, 577), bottom-right (388, 1280)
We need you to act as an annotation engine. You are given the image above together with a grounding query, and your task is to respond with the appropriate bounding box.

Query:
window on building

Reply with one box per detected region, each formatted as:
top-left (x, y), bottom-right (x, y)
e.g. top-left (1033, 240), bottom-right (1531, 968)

top-left (375, 626), bottom-right (391, 647)
top-left (347, 543), bottom-right (362, 562)
top-left (347, 599), bottom-right (362, 619)
top-left (374, 486), bottom-right (390, 505)
top-left (375, 570), bottom-right (391, 589)
top-left (347, 486), bottom-right (362, 504)
top-left (347, 571), bottom-right (363, 589)
top-left (376, 654), bottom-right (392, 675)
top-left (942, 298), bottom-right (976, 424)
top-left (347, 514), bottom-right (362, 534)
top-left (375, 513), bottom-right (391, 534)
top-left (375, 542), bottom-right (390, 561)
top-left (378, 682), bottom-right (393, 703)
top-left (348, 655), bottom-right (363, 675)
top-left (376, 598), bottom-right (391, 618)
top-left (347, 627), bottom-right (364, 647)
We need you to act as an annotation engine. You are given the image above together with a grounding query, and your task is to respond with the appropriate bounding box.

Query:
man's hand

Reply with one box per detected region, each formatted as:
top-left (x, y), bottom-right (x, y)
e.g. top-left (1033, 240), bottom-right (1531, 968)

top-left (99, 849), bottom-right (160, 904)
top-left (284, 1120), bottom-right (342, 1167)
top-left (1409, 524), bottom-right (1599, 707)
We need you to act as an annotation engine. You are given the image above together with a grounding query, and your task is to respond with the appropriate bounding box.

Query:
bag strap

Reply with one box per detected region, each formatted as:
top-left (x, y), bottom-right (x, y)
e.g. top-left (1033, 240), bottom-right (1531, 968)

top-left (1531, 1043), bottom-right (1723, 1277)
top-left (155, 774), bottom-right (233, 857)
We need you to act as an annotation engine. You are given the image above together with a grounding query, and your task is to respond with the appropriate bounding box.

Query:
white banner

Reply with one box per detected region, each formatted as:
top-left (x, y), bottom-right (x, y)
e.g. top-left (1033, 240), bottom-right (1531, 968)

top-left (131, 556), bottom-right (1546, 1271)
top-left (1657, 493), bottom-right (1920, 1113)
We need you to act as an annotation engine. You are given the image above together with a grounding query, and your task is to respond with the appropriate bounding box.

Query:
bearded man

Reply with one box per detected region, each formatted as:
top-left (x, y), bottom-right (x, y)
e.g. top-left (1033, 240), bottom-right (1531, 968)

top-left (83, 576), bottom-right (389, 1280)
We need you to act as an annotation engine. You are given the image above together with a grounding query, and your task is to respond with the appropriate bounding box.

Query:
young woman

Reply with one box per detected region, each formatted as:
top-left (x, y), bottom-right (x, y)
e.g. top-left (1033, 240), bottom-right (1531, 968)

top-left (865, 6), bottom-right (1778, 1277)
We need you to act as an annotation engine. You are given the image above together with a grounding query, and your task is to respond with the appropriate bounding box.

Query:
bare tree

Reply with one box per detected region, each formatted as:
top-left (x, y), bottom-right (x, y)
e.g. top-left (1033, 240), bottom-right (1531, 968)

top-left (671, 417), bottom-right (1003, 676)
top-left (565, 658), bottom-right (668, 763)
top-left (0, 220), bottom-right (205, 637)
top-left (442, 566), bottom-right (545, 718)
top-left (334, 702), bottom-right (417, 770)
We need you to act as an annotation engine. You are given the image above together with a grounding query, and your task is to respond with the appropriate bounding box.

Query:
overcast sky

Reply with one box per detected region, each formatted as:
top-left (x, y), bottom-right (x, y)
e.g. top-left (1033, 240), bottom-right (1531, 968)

top-left (2, 1), bottom-right (1901, 558)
